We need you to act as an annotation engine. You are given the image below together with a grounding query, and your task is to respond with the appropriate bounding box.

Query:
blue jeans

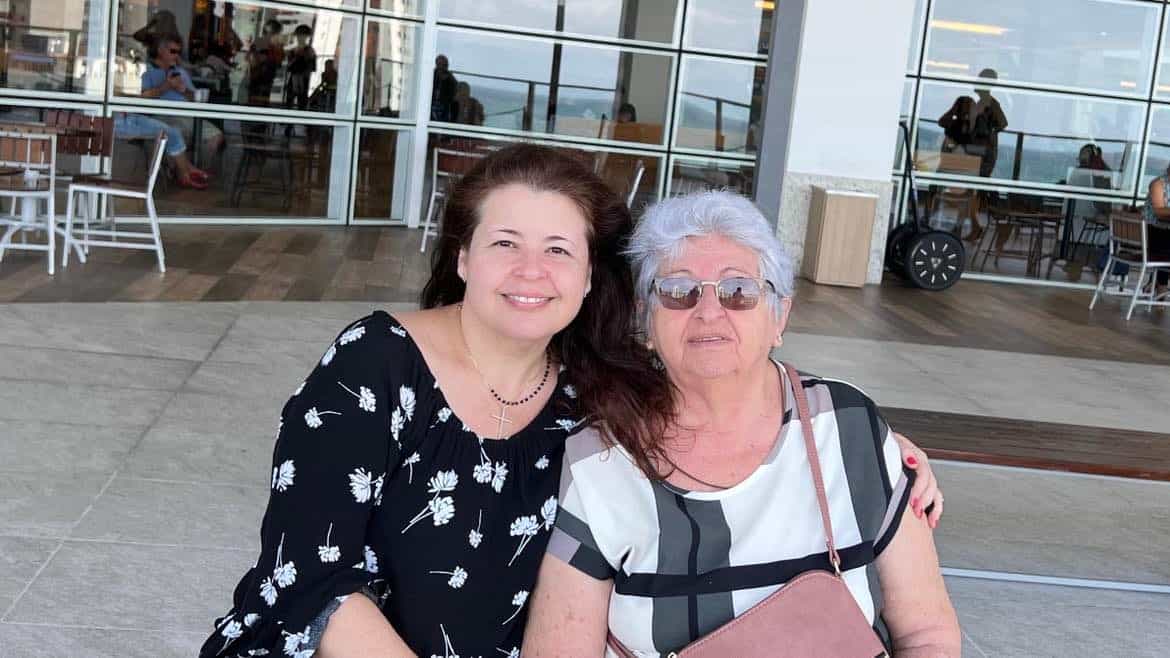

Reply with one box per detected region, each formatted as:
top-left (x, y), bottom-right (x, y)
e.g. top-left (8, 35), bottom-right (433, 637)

top-left (113, 113), bottom-right (186, 156)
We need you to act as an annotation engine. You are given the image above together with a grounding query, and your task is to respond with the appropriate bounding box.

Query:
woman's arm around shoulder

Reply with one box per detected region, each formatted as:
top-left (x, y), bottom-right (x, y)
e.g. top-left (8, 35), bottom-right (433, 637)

top-left (522, 552), bottom-right (612, 658)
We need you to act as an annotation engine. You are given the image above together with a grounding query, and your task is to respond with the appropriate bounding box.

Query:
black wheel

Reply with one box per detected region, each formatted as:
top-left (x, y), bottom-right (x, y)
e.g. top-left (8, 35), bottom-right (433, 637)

top-left (884, 222), bottom-right (918, 277)
top-left (905, 231), bottom-right (964, 290)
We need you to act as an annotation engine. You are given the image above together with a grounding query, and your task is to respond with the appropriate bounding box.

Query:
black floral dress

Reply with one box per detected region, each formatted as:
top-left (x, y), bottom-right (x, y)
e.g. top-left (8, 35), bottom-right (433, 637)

top-left (200, 310), bottom-right (580, 658)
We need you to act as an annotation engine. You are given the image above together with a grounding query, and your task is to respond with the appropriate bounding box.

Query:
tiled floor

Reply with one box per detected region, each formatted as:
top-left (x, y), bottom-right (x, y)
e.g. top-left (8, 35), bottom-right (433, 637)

top-left (1, 301), bottom-right (1168, 656)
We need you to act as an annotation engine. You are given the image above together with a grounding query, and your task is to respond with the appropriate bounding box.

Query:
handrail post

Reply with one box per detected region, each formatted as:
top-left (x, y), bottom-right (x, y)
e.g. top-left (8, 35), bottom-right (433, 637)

top-left (714, 98), bottom-right (724, 151)
top-left (523, 82), bottom-right (534, 131)
top-left (1011, 132), bottom-right (1024, 180)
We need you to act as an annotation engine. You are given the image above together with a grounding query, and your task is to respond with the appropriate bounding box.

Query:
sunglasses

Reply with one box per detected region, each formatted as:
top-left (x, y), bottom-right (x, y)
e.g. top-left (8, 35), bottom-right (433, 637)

top-left (652, 276), bottom-right (776, 311)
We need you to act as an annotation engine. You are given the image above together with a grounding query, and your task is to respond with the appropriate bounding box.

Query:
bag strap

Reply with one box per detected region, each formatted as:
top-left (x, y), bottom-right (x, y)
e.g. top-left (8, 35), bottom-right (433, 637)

top-left (780, 362), bottom-right (841, 576)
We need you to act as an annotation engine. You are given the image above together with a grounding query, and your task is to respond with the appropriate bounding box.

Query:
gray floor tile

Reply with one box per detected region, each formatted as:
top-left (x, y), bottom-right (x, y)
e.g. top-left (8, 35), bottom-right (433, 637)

top-left (0, 303), bottom-right (238, 362)
top-left (121, 425), bottom-right (274, 486)
top-left (0, 421), bottom-right (145, 476)
top-left (204, 332), bottom-right (326, 371)
top-left (947, 576), bottom-right (1170, 657)
top-left (5, 541), bottom-right (253, 632)
top-left (0, 537), bottom-right (58, 615)
top-left (934, 462), bottom-right (1170, 585)
top-left (182, 360), bottom-right (305, 407)
top-left (0, 380), bottom-right (172, 428)
top-left (0, 345), bottom-right (195, 392)
top-left (0, 623), bottom-right (206, 657)
top-left (71, 477), bottom-right (266, 550)
top-left (0, 474), bottom-right (109, 538)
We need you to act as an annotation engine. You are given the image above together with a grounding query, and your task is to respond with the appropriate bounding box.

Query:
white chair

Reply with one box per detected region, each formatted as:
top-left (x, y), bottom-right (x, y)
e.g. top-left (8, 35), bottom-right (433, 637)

top-left (420, 146), bottom-right (484, 253)
top-left (62, 131), bottom-right (168, 272)
top-left (627, 159), bottom-right (646, 208)
top-left (0, 129), bottom-right (62, 274)
top-left (1089, 211), bottom-right (1170, 320)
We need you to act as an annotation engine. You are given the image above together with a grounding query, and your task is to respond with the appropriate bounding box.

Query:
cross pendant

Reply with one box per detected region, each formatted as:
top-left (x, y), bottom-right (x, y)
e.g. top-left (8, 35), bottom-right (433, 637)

top-left (491, 405), bottom-right (513, 439)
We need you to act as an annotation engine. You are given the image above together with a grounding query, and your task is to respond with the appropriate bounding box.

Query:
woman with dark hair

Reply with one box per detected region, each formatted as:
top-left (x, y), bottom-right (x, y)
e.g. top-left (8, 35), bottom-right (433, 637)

top-left (200, 145), bottom-right (942, 658)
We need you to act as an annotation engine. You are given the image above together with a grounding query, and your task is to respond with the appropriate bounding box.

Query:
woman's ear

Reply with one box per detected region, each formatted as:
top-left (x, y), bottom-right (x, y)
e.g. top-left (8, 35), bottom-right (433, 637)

top-left (774, 296), bottom-right (794, 346)
top-left (457, 248), bottom-right (468, 282)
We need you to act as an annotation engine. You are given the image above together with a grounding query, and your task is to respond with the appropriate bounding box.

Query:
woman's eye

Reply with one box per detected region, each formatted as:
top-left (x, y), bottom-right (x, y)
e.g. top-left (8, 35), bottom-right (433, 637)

top-left (547, 246), bottom-right (570, 256)
top-left (491, 240), bottom-right (515, 248)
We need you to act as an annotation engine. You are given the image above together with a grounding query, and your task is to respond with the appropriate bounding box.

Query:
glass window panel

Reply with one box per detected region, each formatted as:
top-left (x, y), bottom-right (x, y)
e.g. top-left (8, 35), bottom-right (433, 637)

top-left (439, 0), bottom-right (678, 44)
top-left (925, 0), bottom-right (1160, 95)
top-left (1141, 104), bottom-right (1170, 195)
top-left (354, 126), bottom-right (413, 220)
top-left (895, 79), bottom-right (915, 170)
top-left (420, 132), bottom-right (661, 220)
top-left (0, 0), bottom-right (108, 95)
top-left (362, 18), bottom-right (422, 119)
top-left (914, 81), bottom-right (1143, 194)
top-left (669, 157), bottom-right (755, 197)
top-left (114, 0), bottom-right (360, 116)
top-left (110, 110), bottom-right (351, 220)
top-left (683, 0), bottom-right (772, 56)
top-left (434, 30), bottom-right (672, 146)
top-left (676, 56), bottom-right (765, 154)
top-left (908, 181), bottom-right (1117, 284)
top-left (368, 0), bottom-right (424, 16)
top-left (1155, 12), bottom-right (1170, 99)
top-left (906, 0), bottom-right (925, 73)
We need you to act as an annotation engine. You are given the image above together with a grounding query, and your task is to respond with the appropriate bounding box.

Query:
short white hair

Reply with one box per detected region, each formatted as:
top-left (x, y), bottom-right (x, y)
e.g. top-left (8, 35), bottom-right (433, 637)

top-left (625, 191), bottom-right (795, 330)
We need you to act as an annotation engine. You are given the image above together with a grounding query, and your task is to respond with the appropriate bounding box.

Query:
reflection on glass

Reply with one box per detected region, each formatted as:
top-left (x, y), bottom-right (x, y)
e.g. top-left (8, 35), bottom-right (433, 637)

top-left (906, 0), bottom-right (925, 73)
top-left (670, 157), bottom-right (754, 197)
top-left (421, 132), bottom-right (660, 220)
top-left (433, 30), bottom-right (672, 146)
top-left (440, 0), bottom-right (678, 44)
top-left (110, 112), bottom-right (349, 219)
top-left (915, 81), bottom-right (1142, 194)
top-left (355, 127), bottom-right (412, 220)
top-left (1142, 106), bottom-right (1170, 196)
top-left (114, 0), bottom-right (359, 115)
top-left (363, 19), bottom-right (421, 119)
top-left (895, 79), bottom-right (915, 170)
top-left (0, 0), bottom-right (108, 95)
top-left (684, 0), bottom-right (772, 56)
top-left (925, 0), bottom-right (1159, 95)
top-left (910, 182), bottom-right (1120, 284)
top-left (368, 0), bottom-right (424, 16)
top-left (676, 56), bottom-right (764, 154)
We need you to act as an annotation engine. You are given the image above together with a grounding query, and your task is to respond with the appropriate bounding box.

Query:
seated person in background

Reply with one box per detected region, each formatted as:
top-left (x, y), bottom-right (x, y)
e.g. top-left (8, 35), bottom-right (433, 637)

top-left (131, 35), bottom-right (210, 189)
top-left (617, 102), bottom-right (637, 123)
top-left (453, 81), bottom-right (485, 126)
top-left (1141, 165), bottom-right (1170, 294)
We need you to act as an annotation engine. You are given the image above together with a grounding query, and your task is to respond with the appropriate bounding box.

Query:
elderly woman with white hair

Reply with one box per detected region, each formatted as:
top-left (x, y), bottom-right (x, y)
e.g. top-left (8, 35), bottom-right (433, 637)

top-left (523, 191), bottom-right (961, 657)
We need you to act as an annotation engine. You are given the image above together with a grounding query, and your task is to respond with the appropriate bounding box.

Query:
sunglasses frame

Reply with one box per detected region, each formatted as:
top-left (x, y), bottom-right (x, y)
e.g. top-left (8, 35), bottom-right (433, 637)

top-left (651, 276), bottom-right (777, 311)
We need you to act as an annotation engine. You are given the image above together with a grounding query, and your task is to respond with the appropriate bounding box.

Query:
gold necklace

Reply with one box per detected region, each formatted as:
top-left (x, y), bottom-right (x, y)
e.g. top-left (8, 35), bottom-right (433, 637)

top-left (456, 304), bottom-right (551, 439)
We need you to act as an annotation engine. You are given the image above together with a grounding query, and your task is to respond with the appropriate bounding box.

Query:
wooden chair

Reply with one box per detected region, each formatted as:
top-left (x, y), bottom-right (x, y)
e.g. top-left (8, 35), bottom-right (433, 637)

top-left (61, 131), bottom-right (168, 272)
top-left (420, 146), bottom-right (484, 252)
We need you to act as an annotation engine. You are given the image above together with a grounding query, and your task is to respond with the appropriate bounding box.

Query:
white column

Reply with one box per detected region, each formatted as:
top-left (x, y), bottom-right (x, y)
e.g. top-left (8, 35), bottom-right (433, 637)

top-left (754, 0), bottom-right (916, 284)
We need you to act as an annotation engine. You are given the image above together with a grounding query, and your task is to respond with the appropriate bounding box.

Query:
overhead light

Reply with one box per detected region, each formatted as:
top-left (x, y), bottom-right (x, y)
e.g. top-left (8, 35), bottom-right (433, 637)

top-left (1119, 80), bottom-right (1138, 89)
top-left (1157, 85), bottom-right (1170, 94)
top-left (754, 1), bottom-right (775, 8)
top-left (931, 19), bottom-right (1008, 36)
top-left (926, 60), bottom-right (970, 71)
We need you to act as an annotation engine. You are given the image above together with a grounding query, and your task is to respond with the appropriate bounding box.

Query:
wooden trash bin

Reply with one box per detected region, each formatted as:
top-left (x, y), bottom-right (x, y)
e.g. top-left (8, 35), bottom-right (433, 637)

top-left (802, 186), bottom-right (878, 287)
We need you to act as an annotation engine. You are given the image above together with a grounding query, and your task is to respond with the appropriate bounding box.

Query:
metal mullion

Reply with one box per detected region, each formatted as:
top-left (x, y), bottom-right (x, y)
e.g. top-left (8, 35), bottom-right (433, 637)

top-left (428, 126), bottom-right (670, 160)
top-left (668, 145), bottom-right (756, 163)
top-left (435, 18), bottom-right (678, 55)
top-left (679, 46), bottom-right (768, 64)
top-left (910, 173), bottom-right (1137, 203)
top-left (917, 73), bottom-right (1149, 104)
top-left (1135, 3), bottom-right (1170, 207)
top-left (107, 96), bottom-right (354, 124)
top-left (426, 122), bottom-right (671, 154)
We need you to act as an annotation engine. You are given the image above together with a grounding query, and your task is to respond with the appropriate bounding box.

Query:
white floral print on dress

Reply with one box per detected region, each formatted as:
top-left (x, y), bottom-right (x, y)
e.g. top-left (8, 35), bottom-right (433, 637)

top-left (318, 523), bottom-right (340, 563)
top-left (404, 452), bottom-right (421, 483)
top-left (497, 648), bottom-right (520, 658)
top-left (362, 545), bottom-right (380, 574)
top-left (304, 407), bottom-right (340, 429)
top-left (390, 407), bottom-right (405, 448)
top-left (219, 618), bottom-right (243, 653)
top-left (338, 325), bottom-right (365, 345)
top-left (349, 467), bottom-right (375, 503)
top-left (535, 455), bottom-right (549, 470)
top-left (260, 577), bottom-right (278, 606)
top-left (403, 470), bottom-right (458, 532)
top-left (491, 461), bottom-right (509, 493)
top-left (429, 565), bottom-right (468, 589)
top-left (562, 384), bottom-right (577, 398)
top-left (271, 460), bottom-right (295, 492)
top-left (281, 626), bottom-right (312, 657)
top-left (338, 382), bottom-right (376, 413)
top-left (541, 496), bottom-right (558, 530)
top-left (320, 344), bottom-right (336, 366)
top-left (502, 590), bottom-right (529, 625)
top-left (390, 324), bottom-right (407, 338)
top-left (399, 386), bottom-right (416, 420)
top-left (469, 510), bottom-right (484, 548)
top-left (507, 515), bottom-right (540, 566)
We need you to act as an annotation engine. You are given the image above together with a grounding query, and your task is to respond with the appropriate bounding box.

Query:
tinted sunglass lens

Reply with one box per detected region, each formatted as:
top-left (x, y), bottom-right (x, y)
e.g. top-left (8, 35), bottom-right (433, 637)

top-left (656, 279), bottom-right (700, 309)
top-left (717, 278), bottom-right (761, 310)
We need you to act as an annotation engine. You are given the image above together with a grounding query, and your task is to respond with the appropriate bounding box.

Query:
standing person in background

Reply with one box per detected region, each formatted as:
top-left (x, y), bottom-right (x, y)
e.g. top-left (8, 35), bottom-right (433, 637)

top-left (431, 55), bottom-right (459, 122)
top-left (248, 19), bottom-right (285, 106)
top-left (286, 25), bottom-right (317, 112)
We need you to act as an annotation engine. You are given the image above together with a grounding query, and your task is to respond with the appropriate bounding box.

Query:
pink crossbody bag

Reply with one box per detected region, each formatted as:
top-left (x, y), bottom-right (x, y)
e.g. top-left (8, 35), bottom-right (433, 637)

top-left (606, 363), bottom-right (889, 658)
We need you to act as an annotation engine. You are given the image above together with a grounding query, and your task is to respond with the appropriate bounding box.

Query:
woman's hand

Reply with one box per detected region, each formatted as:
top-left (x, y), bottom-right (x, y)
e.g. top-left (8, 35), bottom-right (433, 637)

top-left (893, 432), bottom-right (944, 529)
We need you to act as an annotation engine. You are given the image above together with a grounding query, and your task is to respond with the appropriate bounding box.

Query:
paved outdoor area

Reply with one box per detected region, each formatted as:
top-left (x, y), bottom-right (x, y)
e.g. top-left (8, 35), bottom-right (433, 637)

top-left (1, 301), bottom-right (1168, 657)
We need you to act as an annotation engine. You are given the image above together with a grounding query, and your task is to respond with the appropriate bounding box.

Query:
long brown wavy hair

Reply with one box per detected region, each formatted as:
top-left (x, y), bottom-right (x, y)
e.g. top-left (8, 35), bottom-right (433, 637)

top-left (421, 143), bottom-right (674, 477)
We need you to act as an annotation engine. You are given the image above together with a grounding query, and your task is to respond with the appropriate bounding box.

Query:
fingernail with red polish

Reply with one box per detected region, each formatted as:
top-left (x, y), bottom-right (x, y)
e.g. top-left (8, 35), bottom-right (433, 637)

top-left (906, 455), bottom-right (918, 467)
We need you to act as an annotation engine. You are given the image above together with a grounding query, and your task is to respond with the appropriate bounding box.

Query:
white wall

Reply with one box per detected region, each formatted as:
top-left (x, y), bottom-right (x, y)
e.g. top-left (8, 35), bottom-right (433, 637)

top-left (783, 0), bottom-right (915, 182)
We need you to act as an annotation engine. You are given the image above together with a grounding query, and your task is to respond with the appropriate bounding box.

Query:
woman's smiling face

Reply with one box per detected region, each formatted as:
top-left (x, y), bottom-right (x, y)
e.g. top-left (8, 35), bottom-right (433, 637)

top-left (457, 183), bottom-right (592, 343)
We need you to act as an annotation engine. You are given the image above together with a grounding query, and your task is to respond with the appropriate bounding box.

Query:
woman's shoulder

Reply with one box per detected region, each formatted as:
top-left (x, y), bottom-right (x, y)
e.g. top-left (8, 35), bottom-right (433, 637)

top-left (313, 310), bottom-right (426, 381)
